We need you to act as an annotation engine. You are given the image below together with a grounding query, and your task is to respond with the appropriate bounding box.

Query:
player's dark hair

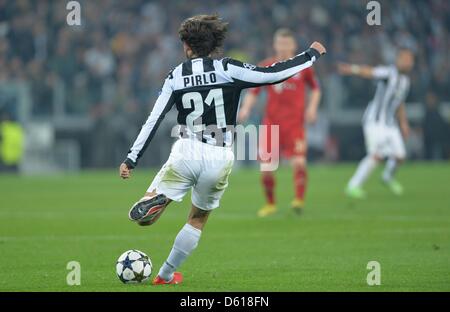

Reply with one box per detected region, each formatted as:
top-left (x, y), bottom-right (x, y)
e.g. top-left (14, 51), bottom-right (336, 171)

top-left (179, 14), bottom-right (228, 57)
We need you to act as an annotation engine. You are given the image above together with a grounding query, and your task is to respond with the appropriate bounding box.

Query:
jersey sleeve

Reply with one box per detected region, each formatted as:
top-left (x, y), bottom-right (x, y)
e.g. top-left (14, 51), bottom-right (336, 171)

top-left (304, 67), bottom-right (320, 90)
top-left (372, 66), bottom-right (394, 80)
top-left (124, 77), bottom-right (175, 168)
top-left (223, 48), bottom-right (321, 89)
top-left (248, 60), bottom-right (273, 95)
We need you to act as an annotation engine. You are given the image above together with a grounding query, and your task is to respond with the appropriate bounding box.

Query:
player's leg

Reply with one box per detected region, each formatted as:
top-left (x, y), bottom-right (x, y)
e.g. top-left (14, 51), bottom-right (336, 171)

top-left (346, 125), bottom-right (382, 199)
top-left (291, 155), bottom-right (307, 213)
top-left (258, 171), bottom-right (277, 217)
top-left (290, 136), bottom-right (307, 213)
top-left (382, 128), bottom-right (406, 195)
top-left (258, 122), bottom-right (277, 217)
top-left (382, 157), bottom-right (404, 183)
top-left (346, 154), bottom-right (380, 198)
top-left (153, 204), bottom-right (209, 284)
top-left (154, 146), bottom-right (233, 285)
top-left (382, 157), bottom-right (404, 195)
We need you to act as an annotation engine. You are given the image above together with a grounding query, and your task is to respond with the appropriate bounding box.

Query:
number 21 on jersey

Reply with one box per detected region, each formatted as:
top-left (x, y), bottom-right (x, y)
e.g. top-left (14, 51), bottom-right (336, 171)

top-left (182, 88), bottom-right (226, 132)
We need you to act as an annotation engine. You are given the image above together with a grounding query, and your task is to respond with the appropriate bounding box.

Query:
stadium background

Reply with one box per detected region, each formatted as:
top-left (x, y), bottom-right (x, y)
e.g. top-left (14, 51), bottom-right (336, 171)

top-left (0, 0), bottom-right (449, 173)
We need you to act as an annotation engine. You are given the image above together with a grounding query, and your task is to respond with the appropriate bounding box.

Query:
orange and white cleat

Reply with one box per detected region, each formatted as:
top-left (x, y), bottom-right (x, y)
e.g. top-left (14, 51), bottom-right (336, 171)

top-left (152, 272), bottom-right (183, 285)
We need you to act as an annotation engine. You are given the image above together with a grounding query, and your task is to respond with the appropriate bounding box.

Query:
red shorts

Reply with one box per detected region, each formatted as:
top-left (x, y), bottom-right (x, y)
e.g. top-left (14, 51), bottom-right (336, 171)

top-left (259, 119), bottom-right (306, 161)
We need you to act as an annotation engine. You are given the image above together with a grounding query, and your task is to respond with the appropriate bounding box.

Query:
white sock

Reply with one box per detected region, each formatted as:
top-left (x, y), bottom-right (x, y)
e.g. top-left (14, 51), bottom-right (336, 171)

top-left (158, 223), bottom-right (201, 282)
top-left (348, 155), bottom-right (378, 188)
top-left (382, 158), bottom-right (397, 182)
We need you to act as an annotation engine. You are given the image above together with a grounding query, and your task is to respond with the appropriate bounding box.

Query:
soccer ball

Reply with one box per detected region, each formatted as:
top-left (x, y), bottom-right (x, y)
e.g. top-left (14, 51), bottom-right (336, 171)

top-left (116, 249), bottom-right (152, 283)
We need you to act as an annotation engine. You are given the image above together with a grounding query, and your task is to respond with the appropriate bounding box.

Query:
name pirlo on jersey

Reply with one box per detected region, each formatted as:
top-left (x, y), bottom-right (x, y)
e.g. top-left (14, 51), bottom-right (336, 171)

top-left (124, 48), bottom-right (322, 169)
top-left (362, 65), bottom-right (411, 126)
top-left (183, 72), bottom-right (217, 88)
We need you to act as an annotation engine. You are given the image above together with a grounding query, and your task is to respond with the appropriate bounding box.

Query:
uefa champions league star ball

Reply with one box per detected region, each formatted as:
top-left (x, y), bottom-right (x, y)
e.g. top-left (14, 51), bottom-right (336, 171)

top-left (116, 250), bottom-right (152, 283)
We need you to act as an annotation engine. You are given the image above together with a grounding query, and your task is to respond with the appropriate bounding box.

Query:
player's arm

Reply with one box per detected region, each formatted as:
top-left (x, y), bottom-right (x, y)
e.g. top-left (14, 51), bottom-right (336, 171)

top-left (119, 77), bottom-right (175, 179)
top-left (238, 90), bottom-right (258, 123)
top-left (306, 89), bottom-right (321, 124)
top-left (337, 63), bottom-right (391, 80)
top-left (225, 42), bottom-right (326, 89)
top-left (397, 103), bottom-right (410, 138)
top-left (305, 69), bottom-right (322, 124)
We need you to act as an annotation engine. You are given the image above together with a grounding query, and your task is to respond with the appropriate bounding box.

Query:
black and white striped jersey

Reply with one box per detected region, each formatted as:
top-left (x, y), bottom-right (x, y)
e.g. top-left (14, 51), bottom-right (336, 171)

top-left (124, 48), bottom-right (321, 168)
top-left (362, 65), bottom-right (410, 127)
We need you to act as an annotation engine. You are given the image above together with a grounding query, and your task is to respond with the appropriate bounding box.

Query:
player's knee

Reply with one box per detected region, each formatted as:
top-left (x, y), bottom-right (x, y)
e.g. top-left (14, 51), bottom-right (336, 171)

top-left (292, 156), bottom-right (306, 169)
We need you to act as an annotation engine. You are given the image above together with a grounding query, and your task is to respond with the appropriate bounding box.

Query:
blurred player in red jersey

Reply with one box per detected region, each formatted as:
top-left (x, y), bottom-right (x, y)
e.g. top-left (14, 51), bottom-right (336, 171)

top-left (238, 28), bottom-right (322, 216)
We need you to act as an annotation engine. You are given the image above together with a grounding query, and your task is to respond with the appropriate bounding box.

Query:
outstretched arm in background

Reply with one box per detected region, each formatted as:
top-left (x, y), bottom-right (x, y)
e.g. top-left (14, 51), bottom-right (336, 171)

top-left (337, 62), bottom-right (392, 80)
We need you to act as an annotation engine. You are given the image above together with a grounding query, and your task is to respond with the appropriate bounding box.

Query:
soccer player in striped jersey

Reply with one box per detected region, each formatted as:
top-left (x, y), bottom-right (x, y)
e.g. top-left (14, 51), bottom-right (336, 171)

top-left (238, 28), bottom-right (322, 216)
top-left (119, 14), bottom-right (326, 285)
top-left (338, 49), bottom-right (414, 198)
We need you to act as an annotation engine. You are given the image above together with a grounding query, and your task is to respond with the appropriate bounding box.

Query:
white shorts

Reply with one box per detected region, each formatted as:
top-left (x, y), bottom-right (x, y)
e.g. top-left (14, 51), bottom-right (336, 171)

top-left (147, 139), bottom-right (234, 211)
top-left (363, 123), bottom-right (406, 159)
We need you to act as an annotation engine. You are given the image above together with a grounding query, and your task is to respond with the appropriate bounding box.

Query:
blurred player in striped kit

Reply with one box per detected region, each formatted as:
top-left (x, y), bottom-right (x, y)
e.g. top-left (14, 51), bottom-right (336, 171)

top-left (338, 49), bottom-right (415, 198)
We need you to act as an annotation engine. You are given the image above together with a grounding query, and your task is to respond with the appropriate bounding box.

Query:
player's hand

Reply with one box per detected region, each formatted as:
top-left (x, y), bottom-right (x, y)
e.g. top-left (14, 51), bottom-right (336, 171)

top-left (306, 107), bottom-right (318, 124)
top-left (310, 41), bottom-right (326, 55)
top-left (400, 123), bottom-right (410, 139)
top-left (119, 163), bottom-right (132, 179)
top-left (238, 106), bottom-right (251, 123)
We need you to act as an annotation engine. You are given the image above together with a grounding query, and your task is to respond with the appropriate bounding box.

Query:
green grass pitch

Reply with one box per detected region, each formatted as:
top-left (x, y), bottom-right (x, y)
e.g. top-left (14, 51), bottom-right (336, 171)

top-left (0, 163), bottom-right (449, 291)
